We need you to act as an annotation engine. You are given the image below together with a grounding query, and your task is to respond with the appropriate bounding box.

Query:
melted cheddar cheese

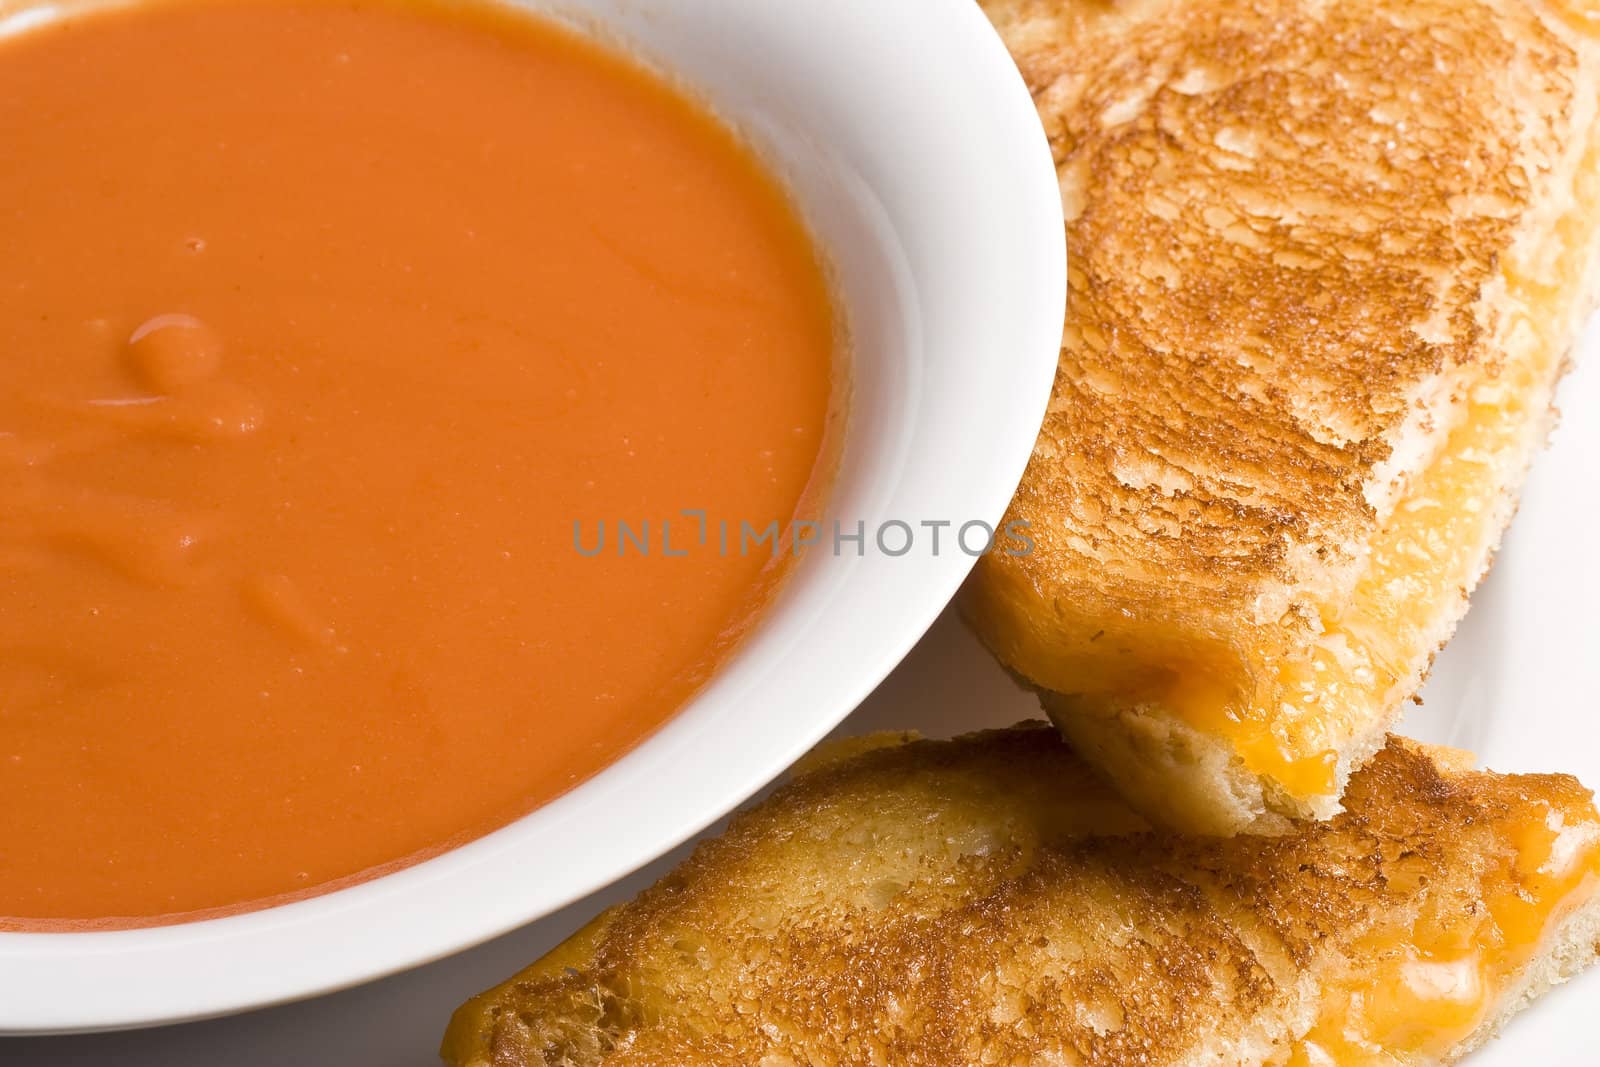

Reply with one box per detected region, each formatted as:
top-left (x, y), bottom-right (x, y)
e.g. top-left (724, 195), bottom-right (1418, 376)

top-left (1282, 808), bottom-right (1600, 1065)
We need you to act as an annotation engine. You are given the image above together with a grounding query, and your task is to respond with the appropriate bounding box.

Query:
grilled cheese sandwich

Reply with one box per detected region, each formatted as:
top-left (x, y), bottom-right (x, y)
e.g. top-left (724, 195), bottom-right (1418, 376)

top-left (442, 725), bottom-right (1600, 1067)
top-left (964, 0), bottom-right (1600, 832)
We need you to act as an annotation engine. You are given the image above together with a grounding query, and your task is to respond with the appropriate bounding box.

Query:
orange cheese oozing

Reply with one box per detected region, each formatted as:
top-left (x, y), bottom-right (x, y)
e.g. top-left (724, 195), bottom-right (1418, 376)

top-left (1284, 804), bottom-right (1600, 1065)
top-left (0, 0), bottom-right (837, 925)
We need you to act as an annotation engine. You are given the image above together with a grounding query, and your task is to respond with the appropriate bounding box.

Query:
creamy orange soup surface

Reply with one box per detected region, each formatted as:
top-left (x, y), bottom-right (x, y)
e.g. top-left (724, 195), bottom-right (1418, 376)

top-left (0, 0), bottom-right (838, 926)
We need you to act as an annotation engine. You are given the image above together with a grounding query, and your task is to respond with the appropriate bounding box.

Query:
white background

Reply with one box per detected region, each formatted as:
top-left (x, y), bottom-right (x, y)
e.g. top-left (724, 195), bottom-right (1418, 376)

top-left (2, 328), bottom-right (1595, 1065)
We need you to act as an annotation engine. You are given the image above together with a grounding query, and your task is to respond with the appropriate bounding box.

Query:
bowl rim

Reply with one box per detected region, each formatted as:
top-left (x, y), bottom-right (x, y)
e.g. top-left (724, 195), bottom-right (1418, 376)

top-left (0, 0), bottom-right (1066, 1033)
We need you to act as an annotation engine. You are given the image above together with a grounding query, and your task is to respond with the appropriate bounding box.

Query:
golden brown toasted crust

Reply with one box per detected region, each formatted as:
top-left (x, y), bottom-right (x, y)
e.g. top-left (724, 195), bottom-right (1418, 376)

top-left (963, 0), bottom-right (1600, 832)
top-left (441, 725), bottom-right (1600, 1067)
top-left (986, 0), bottom-right (1589, 615)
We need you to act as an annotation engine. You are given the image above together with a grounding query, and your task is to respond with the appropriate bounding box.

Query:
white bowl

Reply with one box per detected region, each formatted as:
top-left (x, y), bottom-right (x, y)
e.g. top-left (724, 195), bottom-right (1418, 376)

top-left (0, 0), bottom-right (1065, 1032)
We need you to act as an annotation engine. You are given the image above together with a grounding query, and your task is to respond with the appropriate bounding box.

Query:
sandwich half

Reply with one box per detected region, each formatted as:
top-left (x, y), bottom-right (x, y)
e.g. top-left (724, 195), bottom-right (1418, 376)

top-left (442, 724), bottom-right (1600, 1067)
top-left (961, 0), bottom-right (1600, 832)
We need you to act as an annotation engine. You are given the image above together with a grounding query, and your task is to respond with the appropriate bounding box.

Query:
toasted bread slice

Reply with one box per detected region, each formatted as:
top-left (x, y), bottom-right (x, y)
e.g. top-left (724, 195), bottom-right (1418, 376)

top-left (961, 0), bottom-right (1600, 833)
top-left (442, 725), bottom-right (1600, 1067)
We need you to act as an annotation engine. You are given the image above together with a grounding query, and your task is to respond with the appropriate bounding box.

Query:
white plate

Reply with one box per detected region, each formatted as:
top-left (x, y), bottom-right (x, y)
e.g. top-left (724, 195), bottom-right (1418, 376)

top-left (3, 332), bottom-right (1592, 1063)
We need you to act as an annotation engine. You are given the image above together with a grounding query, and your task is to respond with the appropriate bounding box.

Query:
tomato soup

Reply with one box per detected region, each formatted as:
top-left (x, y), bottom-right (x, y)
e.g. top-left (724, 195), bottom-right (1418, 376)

top-left (0, 0), bottom-right (838, 925)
